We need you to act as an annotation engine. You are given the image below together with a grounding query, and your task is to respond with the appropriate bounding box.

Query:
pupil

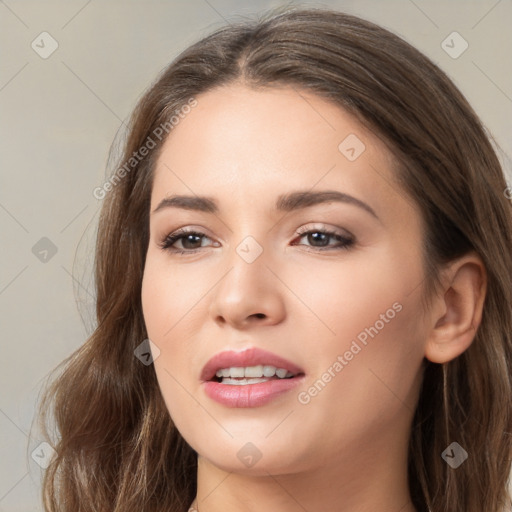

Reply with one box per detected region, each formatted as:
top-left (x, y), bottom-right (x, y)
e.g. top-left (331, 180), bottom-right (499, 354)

top-left (309, 232), bottom-right (328, 246)
top-left (183, 234), bottom-right (201, 249)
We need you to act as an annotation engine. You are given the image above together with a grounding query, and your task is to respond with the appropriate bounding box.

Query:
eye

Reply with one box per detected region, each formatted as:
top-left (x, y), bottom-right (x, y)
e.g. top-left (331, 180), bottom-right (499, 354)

top-left (293, 226), bottom-right (355, 251)
top-left (158, 228), bottom-right (217, 254)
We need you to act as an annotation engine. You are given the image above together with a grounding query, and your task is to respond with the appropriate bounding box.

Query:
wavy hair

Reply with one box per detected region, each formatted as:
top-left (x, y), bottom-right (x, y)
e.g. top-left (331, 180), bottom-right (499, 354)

top-left (36, 6), bottom-right (512, 512)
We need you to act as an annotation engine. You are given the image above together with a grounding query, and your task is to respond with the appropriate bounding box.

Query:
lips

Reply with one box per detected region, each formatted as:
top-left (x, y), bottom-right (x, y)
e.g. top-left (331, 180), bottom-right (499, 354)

top-left (200, 347), bottom-right (304, 382)
top-left (200, 347), bottom-right (305, 407)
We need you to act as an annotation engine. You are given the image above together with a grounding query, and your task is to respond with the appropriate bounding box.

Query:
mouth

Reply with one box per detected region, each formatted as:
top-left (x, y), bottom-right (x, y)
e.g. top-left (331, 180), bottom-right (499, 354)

top-left (200, 346), bottom-right (304, 383)
top-left (200, 347), bottom-right (305, 407)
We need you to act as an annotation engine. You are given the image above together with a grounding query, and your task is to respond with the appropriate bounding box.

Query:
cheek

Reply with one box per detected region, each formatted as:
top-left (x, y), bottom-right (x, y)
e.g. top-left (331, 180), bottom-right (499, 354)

top-left (294, 297), bottom-right (425, 456)
top-left (141, 256), bottom-right (211, 422)
top-left (289, 243), bottom-right (423, 343)
top-left (293, 244), bottom-right (426, 409)
top-left (141, 256), bottom-right (207, 342)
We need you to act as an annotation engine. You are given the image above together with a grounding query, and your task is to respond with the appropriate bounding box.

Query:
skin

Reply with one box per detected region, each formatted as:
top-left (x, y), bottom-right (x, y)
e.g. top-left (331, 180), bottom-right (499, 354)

top-left (141, 84), bottom-right (487, 512)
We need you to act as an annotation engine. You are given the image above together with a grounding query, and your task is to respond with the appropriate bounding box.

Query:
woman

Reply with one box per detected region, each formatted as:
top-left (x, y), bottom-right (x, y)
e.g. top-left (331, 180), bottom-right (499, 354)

top-left (36, 6), bottom-right (512, 512)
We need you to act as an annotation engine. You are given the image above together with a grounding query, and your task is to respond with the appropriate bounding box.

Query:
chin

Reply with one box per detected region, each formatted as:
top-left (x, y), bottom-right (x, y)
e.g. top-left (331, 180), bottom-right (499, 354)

top-left (192, 435), bottom-right (314, 477)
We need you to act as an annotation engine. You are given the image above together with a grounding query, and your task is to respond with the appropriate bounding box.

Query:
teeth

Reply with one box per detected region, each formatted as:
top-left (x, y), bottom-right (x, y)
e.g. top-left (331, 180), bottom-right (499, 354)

top-left (221, 377), bottom-right (268, 385)
top-left (214, 365), bottom-right (295, 379)
top-left (230, 367), bottom-right (245, 378)
top-left (263, 365), bottom-right (276, 377)
top-left (244, 365), bottom-right (263, 377)
top-left (276, 368), bottom-right (288, 378)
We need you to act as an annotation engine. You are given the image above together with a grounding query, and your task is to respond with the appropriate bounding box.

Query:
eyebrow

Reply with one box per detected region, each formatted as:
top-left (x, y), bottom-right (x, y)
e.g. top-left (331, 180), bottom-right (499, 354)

top-left (152, 190), bottom-right (379, 220)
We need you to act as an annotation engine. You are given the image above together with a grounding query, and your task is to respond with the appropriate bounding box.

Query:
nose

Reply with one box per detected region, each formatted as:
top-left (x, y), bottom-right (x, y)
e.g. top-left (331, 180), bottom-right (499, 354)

top-left (208, 244), bottom-right (286, 330)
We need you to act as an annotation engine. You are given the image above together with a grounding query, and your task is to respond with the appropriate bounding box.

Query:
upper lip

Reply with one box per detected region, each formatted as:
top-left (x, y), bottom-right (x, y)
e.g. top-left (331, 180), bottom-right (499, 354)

top-left (200, 347), bottom-right (305, 381)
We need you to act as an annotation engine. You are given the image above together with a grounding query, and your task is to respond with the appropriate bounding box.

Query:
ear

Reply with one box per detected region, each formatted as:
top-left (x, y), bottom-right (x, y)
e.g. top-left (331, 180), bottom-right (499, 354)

top-left (424, 252), bottom-right (487, 364)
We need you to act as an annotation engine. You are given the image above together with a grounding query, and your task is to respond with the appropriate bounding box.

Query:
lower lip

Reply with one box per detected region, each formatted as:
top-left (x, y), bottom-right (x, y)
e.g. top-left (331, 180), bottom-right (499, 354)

top-left (202, 376), bottom-right (304, 407)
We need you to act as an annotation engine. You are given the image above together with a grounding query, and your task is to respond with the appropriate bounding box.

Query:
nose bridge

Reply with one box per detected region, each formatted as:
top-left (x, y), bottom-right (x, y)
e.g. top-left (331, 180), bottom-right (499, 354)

top-left (222, 233), bottom-right (270, 303)
top-left (209, 232), bottom-right (285, 327)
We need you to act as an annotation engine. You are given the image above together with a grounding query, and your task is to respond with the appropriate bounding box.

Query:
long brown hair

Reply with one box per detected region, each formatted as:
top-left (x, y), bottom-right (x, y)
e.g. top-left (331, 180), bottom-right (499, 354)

top-left (35, 6), bottom-right (512, 512)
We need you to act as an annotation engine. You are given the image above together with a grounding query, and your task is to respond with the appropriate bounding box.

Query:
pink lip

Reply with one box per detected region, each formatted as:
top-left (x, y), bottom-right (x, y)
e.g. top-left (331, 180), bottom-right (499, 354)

top-left (200, 347), bottom-right (305, 408)
top-left (200, 347), bottom-right (304, 381)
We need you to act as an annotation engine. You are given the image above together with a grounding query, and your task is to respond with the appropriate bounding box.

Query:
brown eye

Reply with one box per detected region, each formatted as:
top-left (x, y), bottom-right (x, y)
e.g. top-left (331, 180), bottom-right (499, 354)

top-left (159, 229), bottom-right (214, 254)
top-left (294, 229), bottom-right (354, 251)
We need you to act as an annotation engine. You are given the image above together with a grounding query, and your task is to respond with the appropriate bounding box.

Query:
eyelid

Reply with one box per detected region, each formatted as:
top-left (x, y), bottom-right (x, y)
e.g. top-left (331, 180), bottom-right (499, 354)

top-left (295, 222), bottom-right (353, 238)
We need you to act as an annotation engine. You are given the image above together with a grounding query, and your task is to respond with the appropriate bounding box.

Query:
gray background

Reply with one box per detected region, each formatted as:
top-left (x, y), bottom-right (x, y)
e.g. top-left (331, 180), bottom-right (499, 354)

top-left (1, 0), bottom-right (511, 510)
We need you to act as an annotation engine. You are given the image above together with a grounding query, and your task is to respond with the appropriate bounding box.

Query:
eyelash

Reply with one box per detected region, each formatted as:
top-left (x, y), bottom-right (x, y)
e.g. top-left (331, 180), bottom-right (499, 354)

top-left (158, 226), bottom-right (355, 255)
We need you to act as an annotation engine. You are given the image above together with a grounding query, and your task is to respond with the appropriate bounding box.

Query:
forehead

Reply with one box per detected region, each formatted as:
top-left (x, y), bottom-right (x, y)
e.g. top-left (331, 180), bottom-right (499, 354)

top-left (151, 84), bottom-right (409, 220)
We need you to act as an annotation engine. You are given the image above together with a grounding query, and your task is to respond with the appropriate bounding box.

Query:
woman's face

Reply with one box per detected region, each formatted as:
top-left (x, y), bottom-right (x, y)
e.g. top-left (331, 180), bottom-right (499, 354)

top-left (141, 84), bottom-right (429, 476)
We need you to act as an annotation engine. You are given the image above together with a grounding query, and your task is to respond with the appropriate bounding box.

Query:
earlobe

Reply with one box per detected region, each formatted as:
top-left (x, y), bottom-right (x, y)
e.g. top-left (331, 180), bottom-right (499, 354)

top-left (424, 252), bottom-right (487, 364)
